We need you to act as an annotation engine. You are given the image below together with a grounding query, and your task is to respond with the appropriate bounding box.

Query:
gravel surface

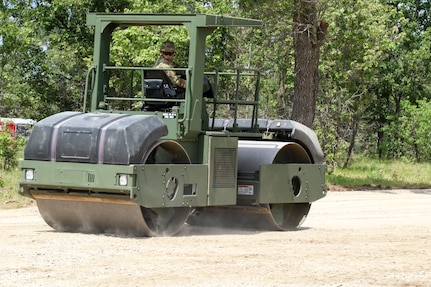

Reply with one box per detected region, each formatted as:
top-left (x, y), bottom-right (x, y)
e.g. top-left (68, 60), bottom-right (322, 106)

top-left (1, 189), bottom-right (430, 287)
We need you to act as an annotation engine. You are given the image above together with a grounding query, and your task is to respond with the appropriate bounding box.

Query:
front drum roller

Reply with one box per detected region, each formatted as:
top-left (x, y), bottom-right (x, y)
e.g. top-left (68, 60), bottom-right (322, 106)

top-left (34, 140), bottom-right (191, 237)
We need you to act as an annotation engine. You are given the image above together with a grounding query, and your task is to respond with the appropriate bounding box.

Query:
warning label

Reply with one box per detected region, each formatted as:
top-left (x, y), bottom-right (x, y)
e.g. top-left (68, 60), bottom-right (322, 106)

top-left (238, 185), bottom-right (254, 195)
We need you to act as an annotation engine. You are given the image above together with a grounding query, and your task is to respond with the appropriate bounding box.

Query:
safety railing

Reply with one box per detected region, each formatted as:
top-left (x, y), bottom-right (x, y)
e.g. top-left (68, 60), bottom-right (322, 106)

top-left (84, 65), bottom-right (190, 112)
top-left (206, 67), bottom-right (260, 132)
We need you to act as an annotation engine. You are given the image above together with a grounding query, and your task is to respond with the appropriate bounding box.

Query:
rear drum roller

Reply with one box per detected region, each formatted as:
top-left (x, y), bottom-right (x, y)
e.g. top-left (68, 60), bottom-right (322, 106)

top-left (267, 203), bottom-right (311, 230)
top-left (238, 140), bottom-right (313, 230)
top-left (188, 141), bottom-right (313, 231)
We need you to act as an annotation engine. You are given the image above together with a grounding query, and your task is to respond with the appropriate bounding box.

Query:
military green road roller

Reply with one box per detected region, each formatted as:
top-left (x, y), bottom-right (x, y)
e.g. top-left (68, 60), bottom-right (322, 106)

top-left (19, 13), bottom-right (326, 236)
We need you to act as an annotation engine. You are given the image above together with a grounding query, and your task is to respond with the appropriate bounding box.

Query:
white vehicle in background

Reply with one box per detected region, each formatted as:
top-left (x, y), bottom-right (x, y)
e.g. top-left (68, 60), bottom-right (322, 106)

top-left (0, 118), bottom-right (36, 137)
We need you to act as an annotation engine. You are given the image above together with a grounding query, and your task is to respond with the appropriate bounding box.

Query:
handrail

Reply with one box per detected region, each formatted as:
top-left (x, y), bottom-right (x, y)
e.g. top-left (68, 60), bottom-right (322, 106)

top-left (208, 66), bottom-right (260, 132)
top-left (177, 68), bottom-right (191, 123)
top-left (101, 65), bottom-right (190, 108)
top-left (89, 64), bottom-right (260, 134)
top-left (83, 66), bottom-right (96, 112)
top-left (103, 65), bottom-right (187, 72)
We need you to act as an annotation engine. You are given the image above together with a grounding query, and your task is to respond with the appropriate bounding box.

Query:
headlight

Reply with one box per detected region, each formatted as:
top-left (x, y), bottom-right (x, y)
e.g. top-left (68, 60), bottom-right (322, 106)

top-left (24, 169), bottom-right (34, 180)
top-left (118, 174), bottom-right (128, 186)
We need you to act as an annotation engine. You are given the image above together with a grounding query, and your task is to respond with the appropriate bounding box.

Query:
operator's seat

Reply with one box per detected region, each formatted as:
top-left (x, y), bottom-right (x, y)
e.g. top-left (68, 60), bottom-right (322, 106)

top-left (143, 69), bottom-right (179, 111)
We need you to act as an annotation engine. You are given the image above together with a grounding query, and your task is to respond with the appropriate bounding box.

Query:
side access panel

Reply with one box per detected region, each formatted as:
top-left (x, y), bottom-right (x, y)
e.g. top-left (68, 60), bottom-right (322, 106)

top-left (236, 140), bottom-right (327, 204)
top-left (259, 163), bottom-right (326, 203)
top-left (237, 163), bottom-right (326, 204)
top-left (204, 135), bottom-right (238, 206)
top-left (133, 164), bottom-right (209, 208)
top-left (134, 135), bottom-right (239, 208)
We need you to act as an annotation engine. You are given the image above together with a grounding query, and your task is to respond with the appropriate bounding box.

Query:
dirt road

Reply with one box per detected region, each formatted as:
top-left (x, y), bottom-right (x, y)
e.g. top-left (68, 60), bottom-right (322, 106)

top-left (1, 190), bottom-right (430, 287)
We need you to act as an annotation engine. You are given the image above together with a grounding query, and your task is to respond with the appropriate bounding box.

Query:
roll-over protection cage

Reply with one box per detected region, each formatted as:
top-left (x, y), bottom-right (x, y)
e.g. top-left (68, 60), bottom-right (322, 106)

top-left (84, 13), bottom-right (263, 140)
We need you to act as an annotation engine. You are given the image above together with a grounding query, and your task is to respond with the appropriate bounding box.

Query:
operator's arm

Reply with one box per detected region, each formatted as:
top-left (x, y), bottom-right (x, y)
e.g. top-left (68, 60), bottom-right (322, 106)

top-left (157, 62), bottom-right (186, 88)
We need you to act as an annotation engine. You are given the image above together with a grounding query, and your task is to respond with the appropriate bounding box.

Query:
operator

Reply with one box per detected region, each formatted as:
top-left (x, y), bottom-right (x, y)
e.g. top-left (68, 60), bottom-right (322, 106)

top-left (155, 40), bottom-right (186, 89)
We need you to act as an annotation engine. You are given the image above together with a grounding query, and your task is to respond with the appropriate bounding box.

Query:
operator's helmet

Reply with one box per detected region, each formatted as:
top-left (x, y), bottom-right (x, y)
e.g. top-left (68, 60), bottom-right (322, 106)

top-left (160, 41), bottom-right (176, 53)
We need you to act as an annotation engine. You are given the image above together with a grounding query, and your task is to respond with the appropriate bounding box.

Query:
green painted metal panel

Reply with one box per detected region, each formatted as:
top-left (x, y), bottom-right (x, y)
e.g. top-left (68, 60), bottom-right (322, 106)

top-left (258, 163), bottom-right (327, 203)
top-left (206, 136), bottom-right (238, 206)
top-left (133, 164), bottom-right (208, 208)
top-left (19, 160), bottom-right (136, 193)
top-left (86, 13), bottom-right (262, 28)
top-left (19, 160), bottom-right (211, 208)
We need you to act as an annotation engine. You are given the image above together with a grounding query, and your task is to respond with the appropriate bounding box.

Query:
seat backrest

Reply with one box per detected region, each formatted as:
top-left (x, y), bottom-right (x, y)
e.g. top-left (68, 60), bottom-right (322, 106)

top-left (144, 79), bottom-right (164, 98)
top-left (145, 69), bottom-right (175, 90)
top-left (143, 69), bottom-right (177, 110)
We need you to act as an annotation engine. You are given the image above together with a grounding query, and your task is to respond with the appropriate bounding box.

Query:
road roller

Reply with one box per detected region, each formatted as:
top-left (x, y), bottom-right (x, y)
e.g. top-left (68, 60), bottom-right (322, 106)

top-left (19, 13), bottom-right (327, 236)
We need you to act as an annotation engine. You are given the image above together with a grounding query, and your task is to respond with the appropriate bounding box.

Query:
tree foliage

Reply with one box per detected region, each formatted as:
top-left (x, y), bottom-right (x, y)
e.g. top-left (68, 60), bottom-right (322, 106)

top-left (371, 0), bottom-right (431, 161)
top-left (1, 0), bottom-right (131, 120)
top-left (0, 1), bottom-right (34, 118)
top-left (0, 131), bottom-right (25, 170)
top-left (316, 0), bottom-right (401, 168)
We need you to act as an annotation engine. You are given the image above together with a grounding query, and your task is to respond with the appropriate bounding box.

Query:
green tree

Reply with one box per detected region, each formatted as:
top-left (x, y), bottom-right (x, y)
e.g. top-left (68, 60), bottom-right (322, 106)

top-left (0, 1), bottom-right (35, 118)
top-left (316, 0), bottom-right (400, 168)
top-left (237, 1), bottom-right (296, 119)
top-left (237, 0), bottom-right (329, 127)
top-left (2, 0), bottom-right (131, 120)
top-left (372, 0), bottom-right (431, 159)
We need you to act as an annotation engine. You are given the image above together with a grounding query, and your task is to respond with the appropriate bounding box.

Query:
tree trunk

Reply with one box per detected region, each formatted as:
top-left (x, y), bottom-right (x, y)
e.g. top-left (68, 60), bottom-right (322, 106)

top-left (291, 0), bottom-right (327, 128)
top-left (343, 120), bottom-right (358, 168)
top-left (276, 69), bottom-right (287, 118)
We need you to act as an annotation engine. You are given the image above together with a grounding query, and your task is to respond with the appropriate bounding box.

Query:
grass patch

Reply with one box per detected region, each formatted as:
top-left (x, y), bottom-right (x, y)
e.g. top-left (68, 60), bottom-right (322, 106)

top-left (328, 157), bottom-right (431, 190)
top-left (0, 168), bottom-right (34, 209)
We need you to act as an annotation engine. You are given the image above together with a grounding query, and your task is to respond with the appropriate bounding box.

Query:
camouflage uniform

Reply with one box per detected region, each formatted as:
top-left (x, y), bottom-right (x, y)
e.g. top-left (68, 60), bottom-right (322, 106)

top-left (155, 41), bottom-right (186, 89)
top-left (155, 57), bottom-right (187, 88)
